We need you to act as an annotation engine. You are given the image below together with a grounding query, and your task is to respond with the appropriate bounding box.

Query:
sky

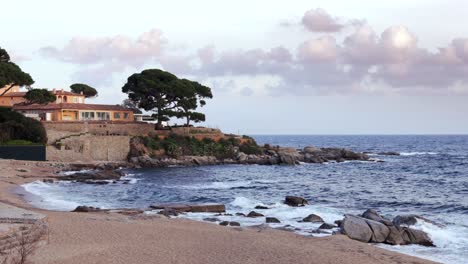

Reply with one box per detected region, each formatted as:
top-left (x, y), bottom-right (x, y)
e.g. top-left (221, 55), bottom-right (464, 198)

top-left (2, 0), bottom-right (468, 134)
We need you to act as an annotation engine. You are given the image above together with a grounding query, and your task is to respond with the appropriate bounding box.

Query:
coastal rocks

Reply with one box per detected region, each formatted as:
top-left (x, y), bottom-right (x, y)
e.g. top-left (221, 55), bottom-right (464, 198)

top-left (340, 210), bottom-right (435, 247)
top-left (203, 217), bottom-right (221, 222)
top-left (61, 169), bottom-right (124, 183)
top-left (392, 214), bottom-right (442, 227)
top-left (365, 219), bottom-right (390, 243)
top-left (247, 211), bottom-right (264, 218)
top-left (158, 208), bottom-right (179, 217)
top-left (319, 223), bottom-right (336, 229)
top-left (284, 196), bottom-right (308, 207)
top-left (361, 209), bottom-right (393, 226)
top-left (149, 203), bottom-right (226, 213)
top-left (302, 214), bottom-right (324, 223)
top-left (72, 206), bottom-right (103, 213)
top-left (266, 217), bottom-right (281, 223)
top-left (340, 215), bottom-right (373, 243)
top-left (254, 205), bottom-right (269, 210)
top-left (220, 221), bottom-right (240, 227)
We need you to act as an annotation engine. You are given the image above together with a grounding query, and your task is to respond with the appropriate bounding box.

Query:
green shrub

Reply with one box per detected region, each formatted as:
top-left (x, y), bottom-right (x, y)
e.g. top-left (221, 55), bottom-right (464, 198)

top-left (4, 140), bottom-right (35, 145)
top-left (138, 133), bottom-right (262, 159)
top-left (0, 107), bottom-right (47, 144)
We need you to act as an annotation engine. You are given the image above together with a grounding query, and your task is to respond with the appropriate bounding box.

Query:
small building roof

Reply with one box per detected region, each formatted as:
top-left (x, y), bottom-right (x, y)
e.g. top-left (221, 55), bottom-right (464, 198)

top-left (13, 103), bottom-right (132, 112)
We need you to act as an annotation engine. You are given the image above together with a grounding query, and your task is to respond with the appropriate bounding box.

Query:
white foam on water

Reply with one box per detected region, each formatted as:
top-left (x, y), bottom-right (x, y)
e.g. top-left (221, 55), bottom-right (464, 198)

top-left (21, 181), bottom-right (114, 211)
top-left (60, 169), bottom-right (94, 176)
top-left (379, 218), bottom-right (468, 264)
top-left (400, 152), bottom-right (438, 156)
top-left (22, 181), bottom-right (81, 211)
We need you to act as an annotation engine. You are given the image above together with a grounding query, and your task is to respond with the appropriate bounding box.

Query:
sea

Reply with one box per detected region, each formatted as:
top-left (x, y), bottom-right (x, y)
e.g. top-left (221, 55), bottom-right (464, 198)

top-left (21, 135), bottom-right (468, 264)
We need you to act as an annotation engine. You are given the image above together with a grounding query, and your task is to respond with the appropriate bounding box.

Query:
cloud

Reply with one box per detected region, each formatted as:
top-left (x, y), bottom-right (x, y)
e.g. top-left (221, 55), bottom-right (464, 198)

top-left (301, 8), bottom-right (345, 32)
top-left (38, 9), bottom-right (468, 96)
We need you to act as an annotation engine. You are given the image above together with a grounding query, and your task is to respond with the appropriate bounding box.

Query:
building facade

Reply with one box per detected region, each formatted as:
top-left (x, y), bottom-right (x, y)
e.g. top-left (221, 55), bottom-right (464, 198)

top-left (1, 86), bottom-right (134, 122)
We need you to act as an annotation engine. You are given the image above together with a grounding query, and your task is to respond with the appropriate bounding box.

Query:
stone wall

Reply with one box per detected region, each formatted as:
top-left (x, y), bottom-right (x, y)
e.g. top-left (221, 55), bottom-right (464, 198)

top-left (43, 121), bottom-right (160, 144)
top-left (46, 135), bottom-right (131, 162)
top-left (43, 122), bottom-right (227, 162)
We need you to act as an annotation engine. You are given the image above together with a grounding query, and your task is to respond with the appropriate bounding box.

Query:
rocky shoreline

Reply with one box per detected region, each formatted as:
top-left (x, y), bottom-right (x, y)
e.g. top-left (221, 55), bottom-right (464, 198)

top-left (68, 196), bottom-right (436, 250)
top-left (129, 145), bottom-right (373, 168)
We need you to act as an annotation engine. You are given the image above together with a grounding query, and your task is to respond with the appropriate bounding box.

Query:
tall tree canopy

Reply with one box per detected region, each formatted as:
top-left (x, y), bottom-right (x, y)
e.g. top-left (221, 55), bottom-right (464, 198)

top-left (0, 47), bottom-right (34, 96)
top-left (24, 89), bottom-right (56, 104)
top-left (121, 99), bottom-right (142, 114)
top-left (122, 69), bottom-right (213, 127)
top-left (70, 83), bottom-right (98, 97)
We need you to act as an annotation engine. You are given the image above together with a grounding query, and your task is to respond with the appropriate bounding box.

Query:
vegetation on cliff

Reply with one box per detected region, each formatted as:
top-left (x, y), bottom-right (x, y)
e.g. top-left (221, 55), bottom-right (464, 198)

top-left (0, 107), bottom-right (47, 144)
top-left (137, 133), bottom-right (262, 159)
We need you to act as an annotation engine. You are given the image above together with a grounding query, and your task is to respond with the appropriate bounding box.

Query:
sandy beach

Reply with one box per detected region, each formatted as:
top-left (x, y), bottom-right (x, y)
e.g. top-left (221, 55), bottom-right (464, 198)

top-left (0, 159), bottom-right (438, 264)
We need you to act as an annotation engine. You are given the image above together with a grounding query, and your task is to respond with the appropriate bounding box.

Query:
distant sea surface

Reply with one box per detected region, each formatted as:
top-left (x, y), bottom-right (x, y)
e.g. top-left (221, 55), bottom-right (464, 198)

top-left (23, 135), bottom-right (468, 264)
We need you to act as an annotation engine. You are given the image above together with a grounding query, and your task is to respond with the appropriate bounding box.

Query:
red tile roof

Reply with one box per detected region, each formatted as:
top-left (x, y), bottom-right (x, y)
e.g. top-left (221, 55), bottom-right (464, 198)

top-left (0, 90), bottom-right (84, 97)
top-left (1, 92), bottom-right (26, 97)
top-left (13, 103), bottom-right (132, 112)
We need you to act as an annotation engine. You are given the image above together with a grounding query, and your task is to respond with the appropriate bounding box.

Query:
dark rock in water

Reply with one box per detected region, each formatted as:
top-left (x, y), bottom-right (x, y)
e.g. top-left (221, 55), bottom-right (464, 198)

top-left (255, 205), bottom-right (269, 210)
top-left (392, 214), bottom-right (442, 227)
top-left (158, 208), bottom-right (179, 217)
top-left (364, 218), bottom-right (390, 243)
top-left (266, 217), bottom-right (281, 223)
top-left (220, 221), bottom-right (241, 227)
top-left (340, 215), bottom-right (372, 243)
top-left (302, 214), bottom-right (324, 223)
top-left (247, 211), bottom-right (264, 217)
top-left (149, 203), bottom-right (225, 213)
top-left (61, 169), bottom-right (124, 182)
top-left (203, 217), bottom-right (221, 222)
top-left (319, 223), bottom-right (336, 229)
top-left (401, 227), bottom-right (435, 247)
top-left (334, 220), bottom-right (343, 226)
top-left (284, 196), bottom-right (308, 207)
top-left (235, 212), bottom-right (246, 217)
top-left (378, 151), bottom-right (400, 156)
top-left (72, 206), bottom-right (102, 213)
top-left (362, 209), bottom-right (393, 226)
top-left (42, 179), bottom-right (55, 183)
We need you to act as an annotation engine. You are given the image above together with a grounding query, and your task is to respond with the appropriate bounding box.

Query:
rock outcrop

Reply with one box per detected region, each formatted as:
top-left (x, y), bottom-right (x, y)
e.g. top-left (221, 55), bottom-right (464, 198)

top-left (284, 196), bottom-right (309, 207)
top-left (302, 214), bottom-right (324, 223)
top-left (339, 210), bottom-right (434, 247)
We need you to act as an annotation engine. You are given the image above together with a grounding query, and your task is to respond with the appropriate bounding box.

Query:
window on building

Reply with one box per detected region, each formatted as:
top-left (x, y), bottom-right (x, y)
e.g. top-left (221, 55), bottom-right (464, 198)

top-left (97, 112), bottom-right (110, 120)
top-left (114, 112), bottom-right (121, 119)
top-left (74, 97), bottom-right (78, 103)
top-left (124, 113), bottom-right (129, 119)
top-left (81, 112), bottom-right (95, 120)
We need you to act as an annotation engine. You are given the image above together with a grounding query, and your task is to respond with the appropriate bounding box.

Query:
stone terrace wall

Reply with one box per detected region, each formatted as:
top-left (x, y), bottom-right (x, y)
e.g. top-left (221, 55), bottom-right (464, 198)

top-left (43, 121), bottom-right (162, 144)
top-left (46, 135), bottom-right (131, 162)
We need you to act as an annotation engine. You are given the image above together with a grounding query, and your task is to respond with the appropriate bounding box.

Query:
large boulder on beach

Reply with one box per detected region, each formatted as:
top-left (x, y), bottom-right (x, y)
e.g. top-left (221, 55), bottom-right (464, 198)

top-left (284, 196), bottom-right (308, 207)
top-left (302, 214), bottom-right (324, 223)
top-left (385, 226), bottom-right (406, 245)
top-left (401, 227), bottom-right (435, 247)
top-left (340, 215), bottom-right (372, 243)
top-left (362, 209), bottom-right (393, 226)
top-left (364, 218), bottom-right (390, 243)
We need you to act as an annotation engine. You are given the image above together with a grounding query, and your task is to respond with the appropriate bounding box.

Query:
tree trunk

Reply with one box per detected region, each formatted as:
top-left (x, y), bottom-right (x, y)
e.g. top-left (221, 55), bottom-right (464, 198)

top-left (0, 83), bottom-right (16, 96)
top-left (186, 116), bottom-right (190, 127)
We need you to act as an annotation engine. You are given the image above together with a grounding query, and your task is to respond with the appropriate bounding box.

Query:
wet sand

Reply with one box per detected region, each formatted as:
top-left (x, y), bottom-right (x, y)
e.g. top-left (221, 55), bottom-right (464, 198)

top-left (0, 159), bottom-right (438, 264)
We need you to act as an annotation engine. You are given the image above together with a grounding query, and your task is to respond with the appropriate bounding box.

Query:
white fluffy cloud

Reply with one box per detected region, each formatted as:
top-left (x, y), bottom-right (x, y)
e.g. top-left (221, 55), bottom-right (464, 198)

top-left (301, 8), bottom-right (345, 32)
top-left (38, 9), bottom-right (468, 95)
